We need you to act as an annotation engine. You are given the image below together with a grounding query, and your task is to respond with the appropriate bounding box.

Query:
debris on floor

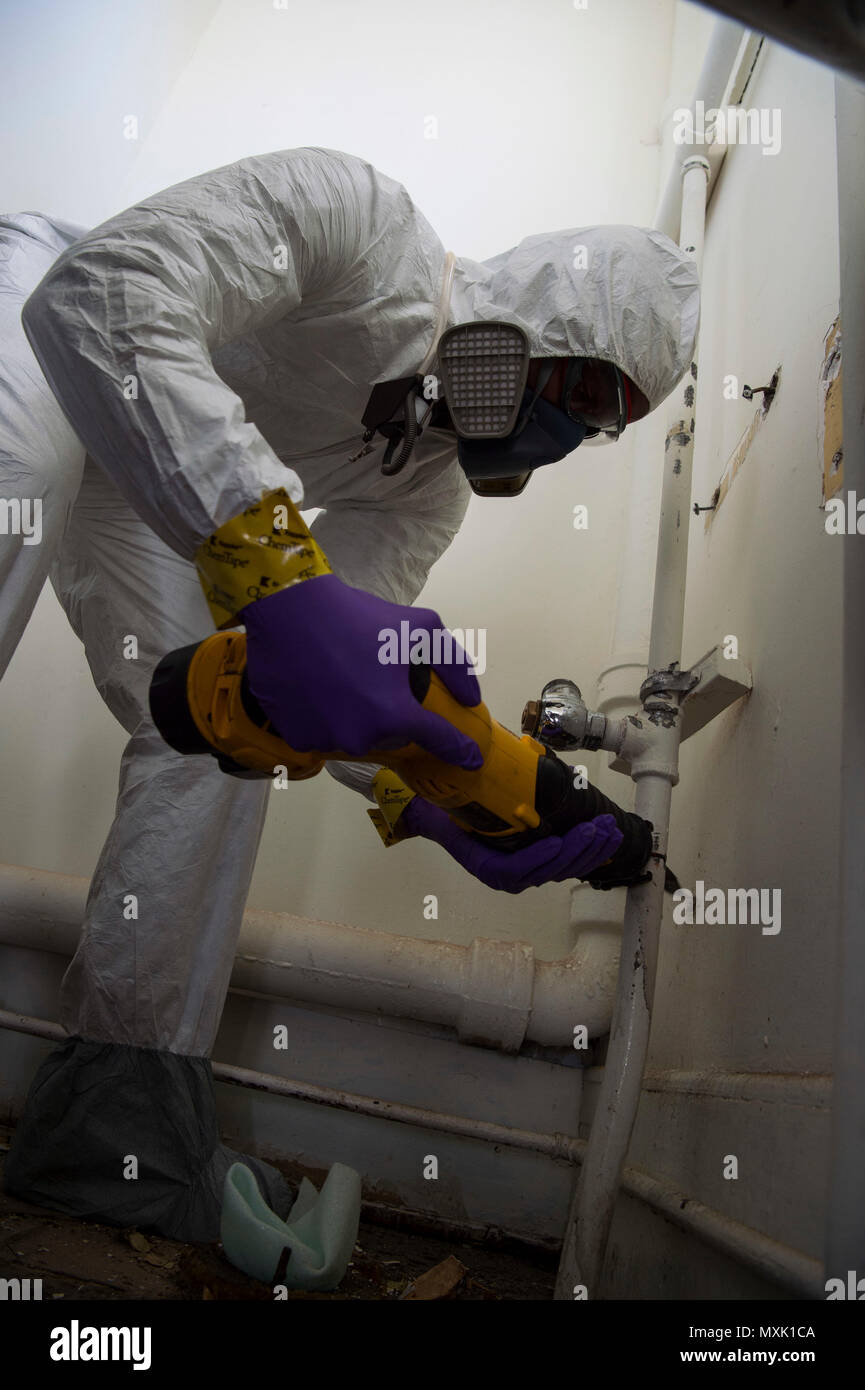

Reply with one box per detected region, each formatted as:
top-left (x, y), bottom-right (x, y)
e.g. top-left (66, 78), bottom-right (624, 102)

top-left (399, 1254), bottom-right (473, 1300)
top-left (0, 1151), bottom-right (556, 1301)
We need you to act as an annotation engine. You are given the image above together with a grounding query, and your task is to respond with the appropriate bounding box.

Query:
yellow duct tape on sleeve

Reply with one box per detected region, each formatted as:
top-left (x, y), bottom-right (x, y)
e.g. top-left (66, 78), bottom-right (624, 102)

top-left (367, 767), bottom-right (418, 847)
top-left (195, 487), bottom-right (332, 629)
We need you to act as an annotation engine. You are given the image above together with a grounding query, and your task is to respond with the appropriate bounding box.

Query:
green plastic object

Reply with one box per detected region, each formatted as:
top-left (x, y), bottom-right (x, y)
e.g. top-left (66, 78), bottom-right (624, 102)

top-left (221, 1160), bottom-right (362, 1291)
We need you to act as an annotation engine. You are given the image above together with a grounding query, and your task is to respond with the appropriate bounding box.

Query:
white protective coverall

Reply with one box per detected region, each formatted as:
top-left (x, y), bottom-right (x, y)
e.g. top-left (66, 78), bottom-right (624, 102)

top-left (1, 148), bottom-right (699, 1240)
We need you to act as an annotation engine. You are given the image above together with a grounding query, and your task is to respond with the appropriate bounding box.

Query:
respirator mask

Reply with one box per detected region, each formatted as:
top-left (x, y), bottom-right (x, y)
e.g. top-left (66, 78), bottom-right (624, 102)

top-left (436, 321), bottom-right (629, 497)
top-left (358, 320), bottom-right (630, 494)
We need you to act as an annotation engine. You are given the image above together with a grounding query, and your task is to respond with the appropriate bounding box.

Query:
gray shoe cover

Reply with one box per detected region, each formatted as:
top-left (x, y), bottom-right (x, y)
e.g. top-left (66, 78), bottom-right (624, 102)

top-left (4, 1036), bottom-right (295, 1243)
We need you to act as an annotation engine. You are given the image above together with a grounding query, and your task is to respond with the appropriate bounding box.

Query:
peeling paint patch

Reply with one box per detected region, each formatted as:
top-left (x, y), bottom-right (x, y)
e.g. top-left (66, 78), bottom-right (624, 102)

top-left (647, 703), bottom-right (678, 728)
top-left (820, 315), bottom-right (843, 505)
top-left (703, 367), bottom-right (781, 534)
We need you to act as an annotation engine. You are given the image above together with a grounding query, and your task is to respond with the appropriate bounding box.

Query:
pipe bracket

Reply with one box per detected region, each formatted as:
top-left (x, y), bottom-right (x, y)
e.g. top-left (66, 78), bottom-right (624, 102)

top-left (640, 665), bottom-right (699, 702)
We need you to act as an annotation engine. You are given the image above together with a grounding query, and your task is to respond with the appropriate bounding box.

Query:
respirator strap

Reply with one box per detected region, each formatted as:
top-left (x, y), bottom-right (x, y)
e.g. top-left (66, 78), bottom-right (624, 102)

top-left (356, 252), bottom-right (457, 479)
top-left (513, 360), bottom-right (556, 435)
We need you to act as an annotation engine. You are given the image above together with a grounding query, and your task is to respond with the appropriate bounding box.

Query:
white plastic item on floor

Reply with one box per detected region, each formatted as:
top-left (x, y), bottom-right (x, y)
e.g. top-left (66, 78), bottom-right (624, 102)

top-left (220, 1161), bottom-right (362, 1291)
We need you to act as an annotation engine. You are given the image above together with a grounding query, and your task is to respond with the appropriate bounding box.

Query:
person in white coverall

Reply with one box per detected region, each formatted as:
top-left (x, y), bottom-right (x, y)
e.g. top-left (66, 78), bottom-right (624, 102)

top-left (0, 148), bottom-right (699, 1241)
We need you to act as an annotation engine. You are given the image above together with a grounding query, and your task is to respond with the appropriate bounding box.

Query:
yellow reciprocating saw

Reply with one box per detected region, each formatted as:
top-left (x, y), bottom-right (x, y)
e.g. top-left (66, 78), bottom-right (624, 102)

top-left (148, 631), bottom-right (656, 890)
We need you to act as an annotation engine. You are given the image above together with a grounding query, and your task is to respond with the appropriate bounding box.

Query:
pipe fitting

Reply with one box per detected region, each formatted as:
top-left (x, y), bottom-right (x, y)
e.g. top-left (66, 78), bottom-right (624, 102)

top-left (681, 154), bottom-right (711, 179)
top-left (457, 937), bottom-right (535, 1052)
top-left (627, 701), bottom-right (681, 789)
top-left (522, 677), bottom-right (684, 790)
top-left (522, 678), bottom-right (607, 751)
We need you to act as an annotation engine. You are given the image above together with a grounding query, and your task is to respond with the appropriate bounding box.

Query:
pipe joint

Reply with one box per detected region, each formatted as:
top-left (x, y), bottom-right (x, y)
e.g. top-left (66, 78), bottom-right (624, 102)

top-left (629, 702), bottom-right (681, 786)
top-left (521, 678), bottom-right (607, 751)
top-left (605, 714), bottom-right (651, 764)
top-left (681, 155), bottom-right (711, 179)
top-left (630, 759), bottom-right (680, 787)
top-left (457, 937), bottom-right (535, 1053)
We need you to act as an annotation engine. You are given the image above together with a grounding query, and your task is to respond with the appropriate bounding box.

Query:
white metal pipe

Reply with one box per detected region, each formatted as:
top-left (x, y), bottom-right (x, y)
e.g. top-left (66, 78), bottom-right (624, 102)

top-left (603, 408), bottom-right (666, 664)
top-left (0, 1007), bottom-right (580, 1162)
top-left (646, 159), bottom-right (708, 671)
top-left (555, 156), bottom-right (710, 1301)
top-left (579, 27), bottom-right (753, 1289)
top-left (654, 17), bottom-right (746, 240)
top-left (0, 862), bottom-right (619, 1051)
top-left (622, 1164), bottom-right (823, 1300)
top-left (597, 17), bottom-right (746, 728)
top-left (0, 1004), bottom-right (824, 1295)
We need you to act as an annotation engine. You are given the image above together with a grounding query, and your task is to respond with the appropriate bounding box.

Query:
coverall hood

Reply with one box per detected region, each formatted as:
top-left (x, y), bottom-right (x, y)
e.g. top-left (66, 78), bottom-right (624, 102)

top-left (20, 150), bottom-right (699, 571)
top-left (448, 225), bottom-right (701, 414)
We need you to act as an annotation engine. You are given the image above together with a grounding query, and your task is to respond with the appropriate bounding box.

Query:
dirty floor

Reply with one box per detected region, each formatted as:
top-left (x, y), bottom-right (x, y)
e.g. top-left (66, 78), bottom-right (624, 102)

top-left (0, 1148), bottom-right (557, 1301)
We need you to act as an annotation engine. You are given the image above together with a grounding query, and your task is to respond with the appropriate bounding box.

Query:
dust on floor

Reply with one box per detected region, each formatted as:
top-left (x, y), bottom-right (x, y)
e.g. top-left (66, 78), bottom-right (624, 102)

top-left (0, 1153), bottom-right (557, 1301)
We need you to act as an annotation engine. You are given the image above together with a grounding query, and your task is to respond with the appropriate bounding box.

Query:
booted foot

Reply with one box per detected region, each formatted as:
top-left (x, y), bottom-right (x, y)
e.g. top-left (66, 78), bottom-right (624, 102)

top-left (4, 1037), bottom-right (295, 1243)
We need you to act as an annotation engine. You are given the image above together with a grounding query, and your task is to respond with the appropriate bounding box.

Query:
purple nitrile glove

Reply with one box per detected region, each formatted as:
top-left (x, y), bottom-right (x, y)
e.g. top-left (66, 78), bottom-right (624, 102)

top-left (400, 800), bottom-right (624, 893)
top-left (241, 574), bottom-right (482, 767)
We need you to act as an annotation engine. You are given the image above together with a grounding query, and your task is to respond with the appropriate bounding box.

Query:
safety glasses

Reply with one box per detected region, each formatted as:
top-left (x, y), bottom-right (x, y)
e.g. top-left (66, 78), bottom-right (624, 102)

top-left (561, 358), bottom-right (628, 439)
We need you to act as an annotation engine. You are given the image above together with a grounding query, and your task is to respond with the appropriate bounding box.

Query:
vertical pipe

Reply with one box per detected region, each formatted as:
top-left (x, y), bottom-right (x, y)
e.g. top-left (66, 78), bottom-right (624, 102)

top-left (825, 73), bottom-right (865, 1286)
top-left (600, 18), bottom-right (745, 709)
top-left (654, 18), bottom-right (746, 241)
top-left (554, 157), bottom-right (709, 1300)
top-left (647, 159), bottom-right (707, 675)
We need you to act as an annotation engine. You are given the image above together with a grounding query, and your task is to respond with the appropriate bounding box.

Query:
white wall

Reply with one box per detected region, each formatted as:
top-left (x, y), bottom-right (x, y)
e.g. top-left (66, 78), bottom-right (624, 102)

top-left (594, 33), bottom-right (842, 1295)
top-left (0, 0), bottom-right (677, 956)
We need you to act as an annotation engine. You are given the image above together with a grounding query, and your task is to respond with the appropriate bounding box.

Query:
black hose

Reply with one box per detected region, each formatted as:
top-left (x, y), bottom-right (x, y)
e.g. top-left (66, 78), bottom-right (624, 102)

top-left (379, 390), bottom-right (419, 476)
top-left (482, 751), bottom-right (653, 889)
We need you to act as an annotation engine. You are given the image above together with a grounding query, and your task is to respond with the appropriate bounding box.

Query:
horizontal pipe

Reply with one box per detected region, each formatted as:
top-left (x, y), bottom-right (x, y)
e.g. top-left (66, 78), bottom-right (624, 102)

top-left (622, 1164), bottom-right (823, 1300)
top-left (0, 861), bottom-right (619, 1051)
top-left (0, 1005), bottom-right (580, 1162)
top-left (0, 1005), bottom-right (824, 1295)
